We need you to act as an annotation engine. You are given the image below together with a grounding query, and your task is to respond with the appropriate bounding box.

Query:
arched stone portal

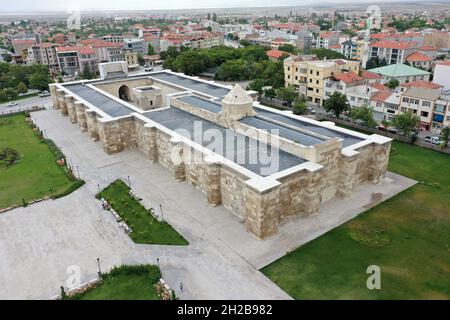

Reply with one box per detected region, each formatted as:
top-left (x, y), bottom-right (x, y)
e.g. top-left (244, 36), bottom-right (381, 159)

top-left (118, 85), bottom-right (130, 102)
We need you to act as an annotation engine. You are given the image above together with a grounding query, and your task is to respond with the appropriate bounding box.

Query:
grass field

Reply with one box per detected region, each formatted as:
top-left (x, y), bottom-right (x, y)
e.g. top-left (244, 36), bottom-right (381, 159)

top-left (68, 265), bottom-right (162, 300)
top-left (98, 179), bottom-right (189, 245)
top-left (261, 141), bottom-right (450, 299)
top-left (0, 114), bottom-right (82, 209)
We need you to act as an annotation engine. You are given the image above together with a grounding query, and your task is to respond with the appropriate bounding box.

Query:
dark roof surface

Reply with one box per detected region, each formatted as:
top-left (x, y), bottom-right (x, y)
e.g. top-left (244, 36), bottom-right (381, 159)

top-left (143, 107), bottom-right (306, 176)
top-left (63, 83), bottom-right (134, 117)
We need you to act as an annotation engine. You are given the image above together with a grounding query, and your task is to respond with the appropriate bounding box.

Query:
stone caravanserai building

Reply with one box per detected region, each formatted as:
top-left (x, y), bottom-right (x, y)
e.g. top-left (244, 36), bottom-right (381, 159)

top-left (49, 62), bottom-right (392, 239)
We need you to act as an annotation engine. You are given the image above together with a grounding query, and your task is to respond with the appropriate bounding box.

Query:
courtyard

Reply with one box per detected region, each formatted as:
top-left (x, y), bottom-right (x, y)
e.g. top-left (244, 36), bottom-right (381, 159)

top-left (262, 141), bottom-right (450, 299)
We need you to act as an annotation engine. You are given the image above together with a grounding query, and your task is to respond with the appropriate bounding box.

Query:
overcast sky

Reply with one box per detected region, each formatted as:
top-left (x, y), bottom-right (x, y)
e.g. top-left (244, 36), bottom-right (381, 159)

top-left (0, 0), bottom-right (410, 12)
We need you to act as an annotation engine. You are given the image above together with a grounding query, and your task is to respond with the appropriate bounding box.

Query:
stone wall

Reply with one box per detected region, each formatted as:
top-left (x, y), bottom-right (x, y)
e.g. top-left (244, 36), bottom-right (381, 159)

top-left (97, 116), bottom-right (137, 154)
top-left (220, 167), bottom-right (247, 219)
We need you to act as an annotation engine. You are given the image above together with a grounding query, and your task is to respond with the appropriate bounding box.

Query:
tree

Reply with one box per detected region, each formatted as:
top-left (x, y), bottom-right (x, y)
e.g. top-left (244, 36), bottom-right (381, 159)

top-left (311, 48), bottom-right (346, 60)
top-left (386, 79), bottom-right (400, 90)
top-left (17, 82), bottom-right (28, 94)
top-left (4, 88), bottom-right (18, 100)
top-left (391, 111), bottom-right (420, 136)
top-left (276, 85), bottom-right (297, 107)
top-left (278, 44), bottom-right (297, 54)
top-left (350, 105), bottom-right (377, 128)
top-left (263, 87), bottom-right (276, 100)
top-left (293, 98), bottom-right (307, 115)
top-left (216, 59), bottom-right (251, 81)
top-left (147, 43), bottom-right (155, 55)
top-left (29, 73), bottom-right (50, 91)
top-left (247, 79), bottom-right (265, 94)
top-left (81, 64), bottom-right (95, 80)
top-left (173, 50), bottom-right (212, 76)
top-left (323, 92), bottom-right (350, 118)
top-left (137, 53), bottom-right (145, 66)
top-left (440, 126), bottom-right (450, 148)
top-left (212, 13), bottom-right (217, 22)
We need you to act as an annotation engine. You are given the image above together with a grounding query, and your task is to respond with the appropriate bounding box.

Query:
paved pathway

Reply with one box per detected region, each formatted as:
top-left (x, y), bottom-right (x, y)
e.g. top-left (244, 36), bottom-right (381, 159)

top-left (0, 109), bottom-right (415, 299)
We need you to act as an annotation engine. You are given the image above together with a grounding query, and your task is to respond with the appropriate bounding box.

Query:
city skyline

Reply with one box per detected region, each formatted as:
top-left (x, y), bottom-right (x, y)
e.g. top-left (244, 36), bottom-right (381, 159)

top-left (0, 0), bottom-right (430, 13)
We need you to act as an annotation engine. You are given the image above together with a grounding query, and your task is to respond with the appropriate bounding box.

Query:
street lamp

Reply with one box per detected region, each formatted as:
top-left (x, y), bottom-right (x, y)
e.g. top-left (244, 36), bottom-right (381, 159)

top-left (97, 258), bottom-right (102, 278)
top-left (49, 187), bottom-right (54, 199)
top-left (159, 204), bottom-right (164, 222)
top-left (127, 175), bottom-right (131, 188)
top-left (156, 257), bottom-right (160, 269)
top-left (76, 165), bottom-right (80, 179)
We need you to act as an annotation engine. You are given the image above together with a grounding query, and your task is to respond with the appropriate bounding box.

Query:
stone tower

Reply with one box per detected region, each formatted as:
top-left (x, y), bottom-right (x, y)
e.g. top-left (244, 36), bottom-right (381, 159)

top-left (221, 84), bottom-right (255, 121)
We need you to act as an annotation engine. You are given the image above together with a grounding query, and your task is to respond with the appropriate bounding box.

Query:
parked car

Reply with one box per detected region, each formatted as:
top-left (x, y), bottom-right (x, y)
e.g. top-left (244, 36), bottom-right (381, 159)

top-left (424, 136), bottom-right (443, 145)
top-left (307, 107), bottom-right (316, 114)
top-left (144, 67), bottom-right (153, 72)
top-left (387, 128), bottom-right (399, 134)
top-left (38, 91), bottom-right (50, 97)
top-left (7, 101), bottom-right (18, 107)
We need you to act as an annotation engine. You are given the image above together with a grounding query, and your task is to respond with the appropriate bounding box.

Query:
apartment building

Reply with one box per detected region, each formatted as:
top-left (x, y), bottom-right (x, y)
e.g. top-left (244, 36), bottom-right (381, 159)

top-left (284, 56), bottom-right (359, 106)
top-left (340, 40), bottom-right (358, 60)
top-left (27, 42), bottom-right (59, 70)
top-left (12, 39), bottom-right (36, 59)
top-left (102, 34), bottom-right (124, 43)
top-left (315, 31), bottom-right (339, 49)
top-left (368, 64), bottom-right (431, 84)
top-left (56, 46), bottom-right (98, 75)
top-left (405, 51), bottom-right (432, 70)
top-left (160, 32), bottom-right (222, 51)
top-left (138, 28), bottom-right (162, 38)
top-left (79, 39), bottom-right (124, 63)
top-left (369, 41), bottom-right (417, 65)
top-left (370, 90), bottom-right (401, 121)
top-left (432, 93), bottom-right (450, 132)
top-left (433, 61), bottom-right (450, 90)
top-left (123, 38), bottom-right (145, 54)
top-left (399, 86), bottom-right (441, 131)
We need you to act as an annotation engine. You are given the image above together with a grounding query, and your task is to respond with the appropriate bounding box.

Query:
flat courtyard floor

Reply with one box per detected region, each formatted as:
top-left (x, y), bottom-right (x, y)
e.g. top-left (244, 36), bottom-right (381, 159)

top-left (0, 109), bottom-right (415, 299)
top-left (262, 141), bottom-right (450, 299)
top-left (0, 114), bottom-right (79, 209)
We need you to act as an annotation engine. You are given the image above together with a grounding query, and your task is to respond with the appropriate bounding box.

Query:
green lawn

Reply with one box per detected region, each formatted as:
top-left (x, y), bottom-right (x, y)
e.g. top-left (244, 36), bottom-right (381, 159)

top-left (99, 180), bottom-right (189, 245)
top-left (262, 141), bottom-right (450, 299)
top-left (0, 114), bottom-right (82, 209)
top-left (69, 265), bottom-right (162, 300)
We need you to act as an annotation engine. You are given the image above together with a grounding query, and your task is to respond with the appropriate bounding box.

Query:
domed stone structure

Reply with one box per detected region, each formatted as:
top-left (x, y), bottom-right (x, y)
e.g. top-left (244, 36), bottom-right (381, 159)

top-left (221, 84), bottom-right (255, 121)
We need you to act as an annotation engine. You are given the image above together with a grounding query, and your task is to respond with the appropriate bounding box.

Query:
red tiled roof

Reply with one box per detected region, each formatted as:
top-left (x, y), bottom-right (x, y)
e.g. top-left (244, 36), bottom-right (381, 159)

top-left (405, 51), bottom-right (432, 62)
top-left (56, 46), bottom-right (95, 55)
top-left (400, 80), bottom-right (442, 89)
top-left (370, 83), bottom-right (388, 91)
top-left (371, 40), bottom-right (416, 50)
top-left (362, 70), bottom-right (382, 80)
top-left (12, 39), bottom-right (35, 45)
top-left (435, 60), bottom-right (450, 67)
top-left (266, 49), bottom-right (288, 59)
top-left (56, 46), bottom-right (79, 52)
top-left (37, 42), bottom-right (56, 48)
top-left (329, 44), bottom-right (341, 49)
top-left (334, 71), bottom-right (362, 84)
top-left (419, 46), bottom-right (436, 51)
top-left (318, 31), bottom-right (336, 39)
top-left (371, 90), bottom-right (392, 102)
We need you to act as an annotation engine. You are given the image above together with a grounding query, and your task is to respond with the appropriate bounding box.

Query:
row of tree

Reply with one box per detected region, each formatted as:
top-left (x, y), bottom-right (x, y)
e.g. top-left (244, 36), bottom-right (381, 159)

top-left (0, 62), bottom-right (51, 101)
top-left (161, 45), bottom-right (285, 89)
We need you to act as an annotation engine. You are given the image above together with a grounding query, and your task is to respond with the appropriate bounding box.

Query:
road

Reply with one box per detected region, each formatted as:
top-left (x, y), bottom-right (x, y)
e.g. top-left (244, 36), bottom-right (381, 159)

top-left (0, 95), bottom-right (52, 115)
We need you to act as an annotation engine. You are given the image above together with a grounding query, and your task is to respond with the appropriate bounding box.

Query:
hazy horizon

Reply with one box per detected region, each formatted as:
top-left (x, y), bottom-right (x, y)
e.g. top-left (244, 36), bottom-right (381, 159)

top-left (0, 0), bottom-right (437, 13)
